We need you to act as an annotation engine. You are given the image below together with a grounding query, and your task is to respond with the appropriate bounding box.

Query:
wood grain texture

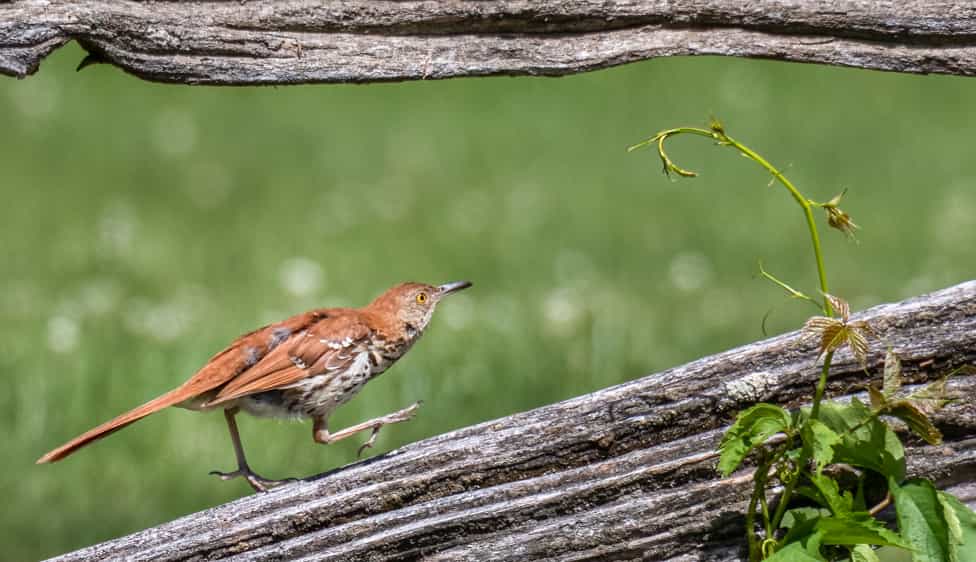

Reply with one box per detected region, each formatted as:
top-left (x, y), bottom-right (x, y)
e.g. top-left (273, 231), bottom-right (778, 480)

top-left (3, 1), bottom-right (976, 85)
top-left (48, 281), bottom-right (976, 561)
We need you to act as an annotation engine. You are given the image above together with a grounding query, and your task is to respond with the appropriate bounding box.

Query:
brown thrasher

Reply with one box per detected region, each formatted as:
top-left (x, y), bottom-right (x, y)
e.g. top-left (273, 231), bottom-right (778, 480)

top-left (37, 281), bottom-right (472, 491)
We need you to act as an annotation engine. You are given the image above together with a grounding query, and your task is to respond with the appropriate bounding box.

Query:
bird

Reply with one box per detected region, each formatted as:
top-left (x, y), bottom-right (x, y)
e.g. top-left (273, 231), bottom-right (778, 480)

top-left (37, 280), bottom-right (472, 492)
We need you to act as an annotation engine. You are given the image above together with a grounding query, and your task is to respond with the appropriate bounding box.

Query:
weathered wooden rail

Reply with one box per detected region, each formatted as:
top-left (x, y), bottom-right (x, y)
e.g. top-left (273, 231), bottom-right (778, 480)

top-left (3, 1), bottom-right (976, 84)
top-left (49, 281), bottom-right (976, 560)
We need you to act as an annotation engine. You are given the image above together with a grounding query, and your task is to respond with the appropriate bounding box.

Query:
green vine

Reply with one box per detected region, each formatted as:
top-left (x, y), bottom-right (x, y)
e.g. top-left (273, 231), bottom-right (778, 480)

top-left (630, 119), bottom-right (974, 561)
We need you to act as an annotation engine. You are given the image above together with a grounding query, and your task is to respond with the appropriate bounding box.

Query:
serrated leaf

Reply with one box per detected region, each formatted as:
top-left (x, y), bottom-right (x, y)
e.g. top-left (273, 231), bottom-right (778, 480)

top-left (718, 403), bottom-right (791, 476)
top-left (804, 418), bottom-right (841, 471)
top-left (851, 544), bottom-right (881, 562)
top-left (808, 472), bottom-right (854, 515)
top-left (847, 322), bottom-right (871, 366)
top-left (803, 316), bottom-right (844, 355)
top-left (823, 322), bottom-right (848, 354)
top-left (825, 293), bottom-right (851, 322)
top-left (943, 495), bottom-right (963, 549)
top-left (883, 350), bottom-right (903, 398)
top-left (911, 377), bottom-right (957, 415)
top-left (802, 313), bottom-right (873, 365)
top-left (816, 512), bottom-right (911, 548)
top-left (783, 507), bottom-right (830, 529)
top-left (891, 478), bottom-right (953, 562)
top-left (767, 539), bottom-right (827, 561)
top-left (887, 401), bottom-right (942, 445)
top-left (937, 492), bottom-right (976, 561)
top-left (781, 508), bottom-right (827, 550)
top-left (816, 400), bottom-right (906, 481)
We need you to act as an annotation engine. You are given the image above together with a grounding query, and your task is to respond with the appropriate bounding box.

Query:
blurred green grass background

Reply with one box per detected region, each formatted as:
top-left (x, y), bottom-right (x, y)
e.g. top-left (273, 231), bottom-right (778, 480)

top-left (3, 42), bottom-right (975, 560)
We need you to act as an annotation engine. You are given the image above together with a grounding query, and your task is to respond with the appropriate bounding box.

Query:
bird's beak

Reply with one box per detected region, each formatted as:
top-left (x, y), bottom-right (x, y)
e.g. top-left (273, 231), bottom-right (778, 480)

top-left (437, 281), bottom-right (472, 297)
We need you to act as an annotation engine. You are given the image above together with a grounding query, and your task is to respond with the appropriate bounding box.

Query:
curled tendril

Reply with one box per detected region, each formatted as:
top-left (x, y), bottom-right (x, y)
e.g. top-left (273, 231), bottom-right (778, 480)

top-left (656, 133), bottom-right (698, 178)
top-left (777, 458), bottom-right (799, 484)
top-left (628, 126), bottom-right (725, 179)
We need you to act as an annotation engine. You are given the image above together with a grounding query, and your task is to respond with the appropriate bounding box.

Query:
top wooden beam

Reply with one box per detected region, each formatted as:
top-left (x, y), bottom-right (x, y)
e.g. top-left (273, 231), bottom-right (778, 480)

top-left (2, 1), bottom-right (976, 85)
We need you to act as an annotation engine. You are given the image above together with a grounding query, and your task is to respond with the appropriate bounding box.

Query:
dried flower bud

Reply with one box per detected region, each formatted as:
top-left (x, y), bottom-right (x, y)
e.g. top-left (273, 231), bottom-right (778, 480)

top-left (826, 206), bottom-right (859, 239)
top-left (709, 117), bottom-right (726, 137)
top-left (822, 190), bottom-right (859, 240)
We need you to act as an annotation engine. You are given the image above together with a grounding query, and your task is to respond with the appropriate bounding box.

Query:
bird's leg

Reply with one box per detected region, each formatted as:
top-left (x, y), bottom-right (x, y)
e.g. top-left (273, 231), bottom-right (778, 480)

top-left (210, 407), bottom-right (296, 492)
top-left (313, 401), bottom-right (422, 457)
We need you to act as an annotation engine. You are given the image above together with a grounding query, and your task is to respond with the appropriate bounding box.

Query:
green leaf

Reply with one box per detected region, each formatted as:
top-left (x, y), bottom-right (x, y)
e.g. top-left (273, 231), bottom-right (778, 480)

top-left (769, 534), bottom-right (827, 561)
top-left (781, 508), bottom-right (827, 547)
top-left (910, 377), bottom-right (956, 413)
top-left (890, 478), bottom-right (953, 562)
top-left (886, 401), bottom-right (942, 445)
top-left (816, 512), bottom-right (911, 548)
top-left (937, 492), bottom-right (976, 561)
top-left (874, 546), bottom-right (913, 562)
top-left (718, 403), bottom-right (791, 476)
top-left (851, 544), bottom-right (882, 562)
top-left (807, 472), bottom-right (854, 515)
top-left (802, 418), bottom-right (841, 471)
top-left (818, 400), bottom-right (905, 481)
top-left (943, 496), bottom-right (963, 549)
top-left (783, 507), bottom-right (830, 529)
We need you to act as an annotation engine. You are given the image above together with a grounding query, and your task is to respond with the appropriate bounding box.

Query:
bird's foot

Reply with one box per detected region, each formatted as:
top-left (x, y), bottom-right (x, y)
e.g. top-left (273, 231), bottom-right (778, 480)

top-left (356, 427), bottom-right (381, 457)
top-left (356, 401), bottom-right (423, 458)
top-left (209, 466), bottom-right (297, 493)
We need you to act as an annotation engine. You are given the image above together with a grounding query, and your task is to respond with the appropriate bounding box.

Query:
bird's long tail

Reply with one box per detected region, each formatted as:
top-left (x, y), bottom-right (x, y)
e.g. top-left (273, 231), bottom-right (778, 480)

top-left (36, 388), bottom-right (191, 464)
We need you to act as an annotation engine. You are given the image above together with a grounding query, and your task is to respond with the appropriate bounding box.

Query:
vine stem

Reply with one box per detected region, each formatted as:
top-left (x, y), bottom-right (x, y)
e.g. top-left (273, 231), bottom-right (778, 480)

top-left (632, 124), bottom-right (837, 558)
top-left (810, 351), bottom-right (836, 420)
top-left (746, 478), bottom-right (761, 560)
top-left (770, 351), bottom-right (834, 533)
top-left (730, 146), bottom-right (831, 316)
top-left (725, 130), bottom-right (838, 538)
top-left (632, 127), bottom-right (833, 316)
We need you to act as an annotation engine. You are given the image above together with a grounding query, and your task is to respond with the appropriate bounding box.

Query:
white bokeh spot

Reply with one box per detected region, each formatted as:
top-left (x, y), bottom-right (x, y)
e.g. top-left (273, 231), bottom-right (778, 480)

top-left (669, 251), bottom-right (713, 292)
top-left (279, 257), bottom-right (325, 298)
top-left (47, 316), bottom-right (80, 354)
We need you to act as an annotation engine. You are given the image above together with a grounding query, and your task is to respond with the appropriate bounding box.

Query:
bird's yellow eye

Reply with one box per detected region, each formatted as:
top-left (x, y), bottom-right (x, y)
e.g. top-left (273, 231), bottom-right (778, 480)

top-left (416, 292), bottom-right (428, 304)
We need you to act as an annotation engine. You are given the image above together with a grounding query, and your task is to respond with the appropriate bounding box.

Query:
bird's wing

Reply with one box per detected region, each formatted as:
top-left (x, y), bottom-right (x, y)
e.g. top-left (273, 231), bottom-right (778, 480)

top-left (173, 308), bottom-right (334, 399)
top-left (206, 314), bottom-right (373, 405)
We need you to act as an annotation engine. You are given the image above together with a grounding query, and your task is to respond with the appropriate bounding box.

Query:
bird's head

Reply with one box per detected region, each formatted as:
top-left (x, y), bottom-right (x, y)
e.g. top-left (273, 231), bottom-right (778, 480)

top-left (368, 281), bottom-right (472, 337)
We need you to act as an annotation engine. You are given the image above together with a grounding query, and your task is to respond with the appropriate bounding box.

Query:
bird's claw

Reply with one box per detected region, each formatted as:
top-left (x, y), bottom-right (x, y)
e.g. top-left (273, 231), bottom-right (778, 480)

top-left (357, 427), bottom-right (381, 458)
top-left (209, 468), bottom-right (297, 493)
top-left (355, 401), bottom-right (423, 458)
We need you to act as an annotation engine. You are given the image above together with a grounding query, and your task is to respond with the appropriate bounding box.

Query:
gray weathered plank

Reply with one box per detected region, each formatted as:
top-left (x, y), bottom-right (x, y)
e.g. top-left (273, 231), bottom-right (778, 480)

top-left (3, 1), bottom-right (976, 85)
top-left (48, 281), bottom-right (976, 561)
